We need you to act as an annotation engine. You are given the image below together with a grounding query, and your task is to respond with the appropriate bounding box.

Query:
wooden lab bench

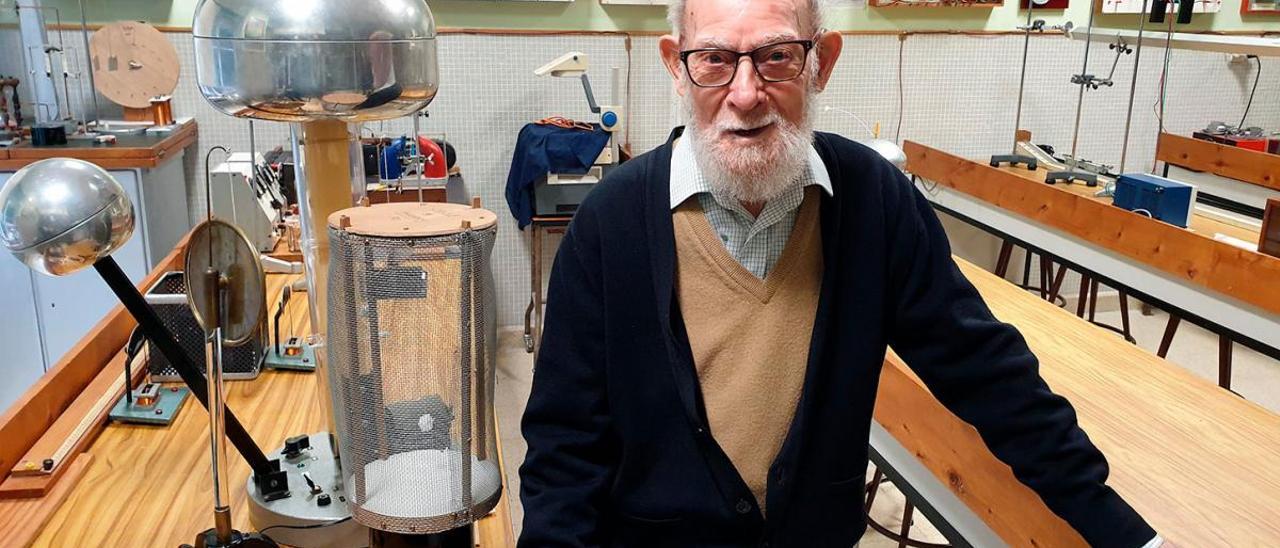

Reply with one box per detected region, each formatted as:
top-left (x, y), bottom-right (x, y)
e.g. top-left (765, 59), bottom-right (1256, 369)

top-left (871, 257), bottom-right (1280, 546)
top-left (0, 236), bottom-right (515, 547)
top-left (904, 141), bottom-right (1280, 388)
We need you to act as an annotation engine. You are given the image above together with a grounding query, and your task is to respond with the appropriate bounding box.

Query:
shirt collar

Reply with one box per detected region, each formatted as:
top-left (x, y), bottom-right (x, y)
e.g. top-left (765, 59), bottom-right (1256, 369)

top-left (669, 132), bottom-right (834, 210)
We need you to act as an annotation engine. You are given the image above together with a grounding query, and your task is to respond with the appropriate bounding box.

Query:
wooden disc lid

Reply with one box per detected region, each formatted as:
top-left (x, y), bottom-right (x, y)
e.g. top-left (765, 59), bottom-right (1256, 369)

top-left (329, 201), bottom-right (498, 237)
top-left (89, 22), bottom-right (180, 109)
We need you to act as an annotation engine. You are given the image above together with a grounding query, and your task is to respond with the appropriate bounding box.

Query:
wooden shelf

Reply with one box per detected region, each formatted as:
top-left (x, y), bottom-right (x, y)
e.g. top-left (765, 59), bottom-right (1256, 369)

top-left (1156, 132), bottom-right (1280, 192)
top-left (0, 120), bottom-right (197, 170)
top-left (1070, 27), bottom-right (1280, 57)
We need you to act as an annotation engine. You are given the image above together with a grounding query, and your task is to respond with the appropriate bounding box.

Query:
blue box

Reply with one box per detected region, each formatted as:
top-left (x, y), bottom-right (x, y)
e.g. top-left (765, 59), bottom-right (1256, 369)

top-left (1113, 173), bottom-right (1197, 228)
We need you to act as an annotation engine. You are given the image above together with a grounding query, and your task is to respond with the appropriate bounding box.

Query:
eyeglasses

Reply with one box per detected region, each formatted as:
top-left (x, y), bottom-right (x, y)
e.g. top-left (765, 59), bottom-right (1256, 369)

top-left (679, 39), bottom-right (815, 88)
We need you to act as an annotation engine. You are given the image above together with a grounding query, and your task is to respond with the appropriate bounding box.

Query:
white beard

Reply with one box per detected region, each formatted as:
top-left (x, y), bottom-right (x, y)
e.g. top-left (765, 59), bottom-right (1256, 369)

top-left (683, 88), bottom-right (819, 205)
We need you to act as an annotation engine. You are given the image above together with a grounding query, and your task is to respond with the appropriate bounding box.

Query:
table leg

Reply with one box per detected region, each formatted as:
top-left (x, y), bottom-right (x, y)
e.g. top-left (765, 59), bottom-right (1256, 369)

top-left (1049, 263), bottom-right (1068, 304)
top-left (994, 241), bottom-right (1013, 279)
top-left (1219, 336), bottom-right (1233, 390)
top-left (1087, 277), bottom-right (1099, 322)
top-left (1076, 275), bottom-right (1090, 318)
top-left (523, 228), bottom-right (536, 354)
top-left (1157, 315), bottom-right (1181, 358)
top-left (532, 226), bottom-right (544, 365)
top-left (1038, 254), bottom-right (1050, 301)
top-left (1118, 291), bottom-right (1133, 343)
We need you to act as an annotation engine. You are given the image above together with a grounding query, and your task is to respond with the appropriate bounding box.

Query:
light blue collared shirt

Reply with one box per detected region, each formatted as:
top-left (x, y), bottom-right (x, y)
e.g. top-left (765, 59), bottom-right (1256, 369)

top-left (669, 135), bottom-right (833, 279)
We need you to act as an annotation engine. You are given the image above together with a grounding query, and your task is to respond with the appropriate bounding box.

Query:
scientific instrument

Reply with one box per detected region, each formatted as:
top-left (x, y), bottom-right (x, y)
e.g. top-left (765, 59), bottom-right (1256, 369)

top-left (326, 200), bottom-right (501, 545)
top-left (192, 0), bottom-right (505, 544)
top-left (263, 286), bottom-right (317, 372)
top-left (88, 21), bottom-right (182, 129)
top-left (106, 326), bottom-right (193, 425)
top-left (185, 216), bottom-right (273, 547)
top-left (531, 52), bottom-right (625, 215)
top-left (0, 157), bottom-right (288, 546)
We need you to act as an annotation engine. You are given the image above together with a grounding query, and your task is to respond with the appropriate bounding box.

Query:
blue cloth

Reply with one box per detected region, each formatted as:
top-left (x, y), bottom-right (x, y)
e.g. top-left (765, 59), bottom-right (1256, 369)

top-left (505, 122), bottom-right (610, 229)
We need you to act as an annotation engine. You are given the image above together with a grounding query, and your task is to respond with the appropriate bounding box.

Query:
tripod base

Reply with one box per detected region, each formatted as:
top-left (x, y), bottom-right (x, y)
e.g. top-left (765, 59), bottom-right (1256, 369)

top-left (190, 529), bottom-right (278, 548)
top-left (1045, 170), bottom-right (1098, 186)
top-left (369, 524), bottom-right (473, 548)
top-left (989, 154), bottom-right (1038, 170)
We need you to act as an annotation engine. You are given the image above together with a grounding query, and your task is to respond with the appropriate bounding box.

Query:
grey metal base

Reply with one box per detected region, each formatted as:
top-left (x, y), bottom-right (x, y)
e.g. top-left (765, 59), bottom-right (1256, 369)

top-left (247, 432), bottom-right (368, 548)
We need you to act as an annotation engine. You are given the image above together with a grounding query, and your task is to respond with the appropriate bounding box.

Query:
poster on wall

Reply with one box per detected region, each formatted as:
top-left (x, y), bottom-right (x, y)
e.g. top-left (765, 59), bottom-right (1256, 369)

top-left (1241, 0), bottom-right (1280, 14)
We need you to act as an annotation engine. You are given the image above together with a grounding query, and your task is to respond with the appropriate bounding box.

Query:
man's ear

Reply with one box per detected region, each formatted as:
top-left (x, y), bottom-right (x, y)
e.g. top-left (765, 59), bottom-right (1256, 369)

top-left (813, 30), bottom-right (843, 92)
top-left (659, 34), bottom-right (687, 96)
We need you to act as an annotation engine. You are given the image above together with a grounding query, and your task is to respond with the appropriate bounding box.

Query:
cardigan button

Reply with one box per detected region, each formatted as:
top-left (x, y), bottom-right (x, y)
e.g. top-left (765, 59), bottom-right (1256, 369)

top-left (735, 498), bottom-right (752, 514)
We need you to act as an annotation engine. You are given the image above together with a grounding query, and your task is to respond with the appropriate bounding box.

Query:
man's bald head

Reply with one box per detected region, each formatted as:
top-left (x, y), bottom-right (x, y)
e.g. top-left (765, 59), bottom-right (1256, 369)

top-left (667, 0), bottom-right (826, 45)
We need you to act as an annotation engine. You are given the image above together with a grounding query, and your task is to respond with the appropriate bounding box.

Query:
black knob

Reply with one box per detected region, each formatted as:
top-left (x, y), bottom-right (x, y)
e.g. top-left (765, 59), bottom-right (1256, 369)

top-left (283, 434), bottom-right (310, 458)
top-left (317, 493), bottom-right (332, 507)
top-left (42, 458), bottom-right (54, 471)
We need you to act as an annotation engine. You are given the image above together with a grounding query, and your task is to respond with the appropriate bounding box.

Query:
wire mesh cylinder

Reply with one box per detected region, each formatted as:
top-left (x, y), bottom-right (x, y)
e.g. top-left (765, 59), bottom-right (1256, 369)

top-left (326, 203), bottom-right (500, 534)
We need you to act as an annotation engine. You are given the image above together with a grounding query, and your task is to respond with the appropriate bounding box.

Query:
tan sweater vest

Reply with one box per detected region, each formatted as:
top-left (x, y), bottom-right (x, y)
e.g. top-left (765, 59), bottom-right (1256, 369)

top-left (672, 187), bottom-right (823, 514)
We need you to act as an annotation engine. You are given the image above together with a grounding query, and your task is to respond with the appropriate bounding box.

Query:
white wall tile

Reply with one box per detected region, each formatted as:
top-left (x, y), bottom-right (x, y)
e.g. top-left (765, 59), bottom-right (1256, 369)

top-left (2, 30), bottom-right (1276, 326)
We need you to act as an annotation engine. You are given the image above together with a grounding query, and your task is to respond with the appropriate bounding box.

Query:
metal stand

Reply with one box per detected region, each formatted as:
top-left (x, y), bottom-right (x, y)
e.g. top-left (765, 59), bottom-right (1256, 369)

top-left (989, 154), bottom-right (1037, 170)
top-left (992, 6), bottom-right (1041, 170)
top-left (1055, 1), bottom-right (1106, 187)
top-left (203, 267), bottom-right (236, 546)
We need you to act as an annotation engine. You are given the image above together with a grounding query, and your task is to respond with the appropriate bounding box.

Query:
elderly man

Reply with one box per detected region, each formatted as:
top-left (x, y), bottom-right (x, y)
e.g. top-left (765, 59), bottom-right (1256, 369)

top-left (518, 0), bottom-right (1166, 546)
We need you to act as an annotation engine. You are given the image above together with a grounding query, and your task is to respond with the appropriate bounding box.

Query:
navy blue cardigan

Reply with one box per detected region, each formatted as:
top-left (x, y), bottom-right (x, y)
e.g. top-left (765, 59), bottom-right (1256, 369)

top-left (518, 128), bottom-right (1155, 548)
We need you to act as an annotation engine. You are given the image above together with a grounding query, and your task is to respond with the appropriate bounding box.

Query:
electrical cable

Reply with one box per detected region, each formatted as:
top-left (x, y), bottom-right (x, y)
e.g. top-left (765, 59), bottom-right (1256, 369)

top-left (1237, 55), bottom-right (1261, 130)
top-left (259, 515), bottom-right (352, 536)
top-left (823, 105), bottom-right (876, 138)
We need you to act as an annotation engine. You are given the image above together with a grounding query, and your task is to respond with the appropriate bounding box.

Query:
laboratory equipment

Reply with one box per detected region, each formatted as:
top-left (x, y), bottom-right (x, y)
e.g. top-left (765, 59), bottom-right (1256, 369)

top-left (326, 200), bottom-right (500, 544)
top-left (1113, 173), bottom-right (1197, 228)
top-left (530, 52), bottom-right (624, 215)
top-left (0, 157), bottom-right (287, 546)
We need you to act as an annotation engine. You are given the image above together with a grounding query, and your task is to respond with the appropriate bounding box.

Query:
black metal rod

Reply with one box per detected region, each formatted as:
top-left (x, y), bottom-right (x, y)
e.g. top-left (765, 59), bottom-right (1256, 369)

top-left (93, 257), bottom-right (274, 475)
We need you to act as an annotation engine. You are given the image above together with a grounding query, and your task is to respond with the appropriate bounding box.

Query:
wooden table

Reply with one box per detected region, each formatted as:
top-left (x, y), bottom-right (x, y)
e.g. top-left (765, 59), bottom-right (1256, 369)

top-left (0, 120), bottom-right (198, 170)
top-left (905, 141), bottom-right (1280, 364)
top-left (19, 272), bottom-right (515, 547)
top-left (872, 257), bottom-right (1280, 546)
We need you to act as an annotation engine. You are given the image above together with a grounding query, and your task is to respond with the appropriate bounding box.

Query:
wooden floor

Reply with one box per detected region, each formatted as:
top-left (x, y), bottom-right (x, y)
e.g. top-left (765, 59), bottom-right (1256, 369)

top-left (29, 273), bottom-right (515, 547)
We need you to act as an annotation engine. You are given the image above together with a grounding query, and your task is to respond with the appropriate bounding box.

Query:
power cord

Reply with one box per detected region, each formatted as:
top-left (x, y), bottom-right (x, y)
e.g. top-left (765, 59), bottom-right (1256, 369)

top-left (1238, 55), bottom-right (1261, 130)
top-left (259, 515), bottom-right (352, 536)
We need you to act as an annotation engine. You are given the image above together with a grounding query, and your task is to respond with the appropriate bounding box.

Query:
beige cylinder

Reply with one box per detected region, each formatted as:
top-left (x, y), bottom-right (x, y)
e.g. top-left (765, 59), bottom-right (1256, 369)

top-left (292, 119), bottom-right (365, 434)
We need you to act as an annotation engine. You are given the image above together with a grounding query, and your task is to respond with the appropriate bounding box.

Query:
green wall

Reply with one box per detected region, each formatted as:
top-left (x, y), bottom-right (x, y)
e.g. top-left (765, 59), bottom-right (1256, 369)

top-left (13, 0), bottom-right (1280, 33)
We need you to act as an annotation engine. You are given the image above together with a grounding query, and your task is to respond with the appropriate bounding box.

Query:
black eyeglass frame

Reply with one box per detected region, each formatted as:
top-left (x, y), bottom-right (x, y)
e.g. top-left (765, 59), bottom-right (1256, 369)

top-left (678, 38), bottom-right (817, 88)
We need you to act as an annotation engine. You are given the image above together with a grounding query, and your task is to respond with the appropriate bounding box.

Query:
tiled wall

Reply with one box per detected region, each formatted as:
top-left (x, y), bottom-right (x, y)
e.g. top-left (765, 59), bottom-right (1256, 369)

top-left (3, 29), bottom-right (1277, 326)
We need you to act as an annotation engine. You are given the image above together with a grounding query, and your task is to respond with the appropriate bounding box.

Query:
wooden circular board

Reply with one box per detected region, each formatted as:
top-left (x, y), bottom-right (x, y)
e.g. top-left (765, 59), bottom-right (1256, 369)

top-left (89, 22), bottom-right (179, 109)
top-left (329, 202), bottom-right (498, 238)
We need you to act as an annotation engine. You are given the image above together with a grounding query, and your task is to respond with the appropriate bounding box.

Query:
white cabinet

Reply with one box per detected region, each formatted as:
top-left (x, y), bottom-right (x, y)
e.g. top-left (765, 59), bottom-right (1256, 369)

top-left (0, 160), bottom-right (182, 412)
top-left (29, 170), bottom-right (149, 369)
top-left (0, 244), bottom-right (45, 412)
